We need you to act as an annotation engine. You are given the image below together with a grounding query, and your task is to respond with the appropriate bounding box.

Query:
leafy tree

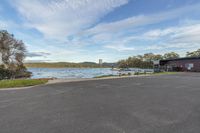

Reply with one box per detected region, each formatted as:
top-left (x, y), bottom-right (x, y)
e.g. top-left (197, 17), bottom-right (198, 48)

top-left (117, 53), bottom-right (170, 69)
top-left (143, 53), bottom-right (155, 61)
top-left (163, 52), bottom-right (180, 60)
top-left (186, 49), bottom-right (200, 57)
top-left (117, 54), bottom-right (155, 69)
top-left (152, 54), bottom-right (163, 60)
top-left (143, 53), bottom-right (163, 61)
top-left (0, 30), bottom-right (30, 79)
top-left (117, 59), bottom-right (128, 68)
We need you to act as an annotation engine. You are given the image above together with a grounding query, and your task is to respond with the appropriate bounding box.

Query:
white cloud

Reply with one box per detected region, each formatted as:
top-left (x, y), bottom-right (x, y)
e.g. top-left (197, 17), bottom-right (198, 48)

top-left (142, 23), bottom-right (200, 53)
top-left (143, 29), bottom-right (174, 40)
top-left (104, 22), bottom-right (200, 53)
top-left (26, 52), bottom-right (51, 57)
top-left (0, 19), bottom-right (18, 30)
top-left (84, 3), bottom-right (200, 35)
top-left (76, 3), bottom-right (200, 52)
top-left (11, 0), bottom-right (128, 38)
top-left (4, 0), bottom-right (200, 61)
top-left (170, 24), bottom-right (200, 43)
top-left (25, 46), bottom-right (81, 62)
top-left (104, 43), bottom-right (135, 51)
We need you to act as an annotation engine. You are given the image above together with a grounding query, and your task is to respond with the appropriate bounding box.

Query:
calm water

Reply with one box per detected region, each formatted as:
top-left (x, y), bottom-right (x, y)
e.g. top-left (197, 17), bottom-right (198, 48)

top-left (28, 68), bottom-right (154, 79)
top-left (28, 68), bottom-right (119, 79)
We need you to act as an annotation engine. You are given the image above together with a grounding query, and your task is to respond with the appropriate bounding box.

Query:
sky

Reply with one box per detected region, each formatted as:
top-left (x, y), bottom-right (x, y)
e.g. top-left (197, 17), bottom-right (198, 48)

top-left (0, 0), bottom-right (200, 63)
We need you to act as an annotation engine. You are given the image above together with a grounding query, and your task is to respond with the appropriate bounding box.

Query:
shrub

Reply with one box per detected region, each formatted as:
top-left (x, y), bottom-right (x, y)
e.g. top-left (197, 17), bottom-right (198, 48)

top-left (0, 65), bottom-right (31, 80)
top-left (0, 68), bottom-right (11, 80)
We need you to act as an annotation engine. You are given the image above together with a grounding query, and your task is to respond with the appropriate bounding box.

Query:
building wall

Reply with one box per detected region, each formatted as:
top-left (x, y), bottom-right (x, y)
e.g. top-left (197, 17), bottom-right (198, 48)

top-left (166, 59), bottom-right (200, 72)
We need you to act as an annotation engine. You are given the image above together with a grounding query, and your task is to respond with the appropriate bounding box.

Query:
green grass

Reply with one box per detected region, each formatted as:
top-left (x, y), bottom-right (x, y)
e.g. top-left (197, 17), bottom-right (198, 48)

top-left (134, 71), bottom-right (177, 75)
top-left (94, 73), bottom-right (132, 78)
top-left (152, 72), bottom-right (177, 75)
top-left (94, 74), bottom-right (116, 78)
top-left (94, 72), bottom-right (177, 78)
top-left (0, 79), bottom-right (49, 89)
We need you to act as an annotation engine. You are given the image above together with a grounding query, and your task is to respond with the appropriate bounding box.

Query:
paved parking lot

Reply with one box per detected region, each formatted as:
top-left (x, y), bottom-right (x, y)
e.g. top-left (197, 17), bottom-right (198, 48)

top-left (0, 73), bottom-right (200, 133)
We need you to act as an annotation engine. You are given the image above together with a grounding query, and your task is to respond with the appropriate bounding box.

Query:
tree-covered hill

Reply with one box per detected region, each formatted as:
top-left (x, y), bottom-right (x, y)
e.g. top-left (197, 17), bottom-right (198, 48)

top-left (25, 62), bottom-right (116, 68)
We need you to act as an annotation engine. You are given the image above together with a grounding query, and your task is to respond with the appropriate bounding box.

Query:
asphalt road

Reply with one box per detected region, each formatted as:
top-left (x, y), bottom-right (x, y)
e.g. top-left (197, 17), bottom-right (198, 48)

top-left (0, 73), bottom-right (200, 133)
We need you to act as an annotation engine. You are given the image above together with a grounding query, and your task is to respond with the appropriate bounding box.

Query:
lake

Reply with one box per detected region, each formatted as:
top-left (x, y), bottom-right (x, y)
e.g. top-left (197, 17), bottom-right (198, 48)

top-left (28, 68), bottom-right (154, 79)
top-left (28, 68), bottom-right (119, 79)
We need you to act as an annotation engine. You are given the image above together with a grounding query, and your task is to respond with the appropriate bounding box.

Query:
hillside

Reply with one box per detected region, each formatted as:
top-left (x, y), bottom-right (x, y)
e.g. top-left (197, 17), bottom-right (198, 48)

top-left (25, 62), bottom-right (117, 68)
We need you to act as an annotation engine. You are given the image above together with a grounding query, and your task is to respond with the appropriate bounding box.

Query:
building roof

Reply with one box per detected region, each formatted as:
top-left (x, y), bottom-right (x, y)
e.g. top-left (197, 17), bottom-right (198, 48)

top-left (159, 57), bottom-right (200, 65)
top-left (160, 56), bottom-right (200, 62)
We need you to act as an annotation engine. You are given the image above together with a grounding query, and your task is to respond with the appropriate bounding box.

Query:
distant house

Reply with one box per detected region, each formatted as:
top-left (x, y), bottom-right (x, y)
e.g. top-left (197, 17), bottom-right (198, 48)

top-left (0, 53), bottom-right (2, 65)
top-left (99, 59), bottom-right (103, 66)
top-left (159, 57), bottom-right (200, 72)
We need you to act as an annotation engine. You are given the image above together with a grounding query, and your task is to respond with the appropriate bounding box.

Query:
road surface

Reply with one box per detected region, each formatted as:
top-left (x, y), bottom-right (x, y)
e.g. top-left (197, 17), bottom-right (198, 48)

top-left (0, 73), bottom-right (200, 133)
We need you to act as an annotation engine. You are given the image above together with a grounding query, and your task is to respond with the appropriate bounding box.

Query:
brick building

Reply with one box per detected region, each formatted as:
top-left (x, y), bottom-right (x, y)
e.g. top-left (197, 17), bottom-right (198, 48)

top-left (159, 57), bottom-right (200, 72)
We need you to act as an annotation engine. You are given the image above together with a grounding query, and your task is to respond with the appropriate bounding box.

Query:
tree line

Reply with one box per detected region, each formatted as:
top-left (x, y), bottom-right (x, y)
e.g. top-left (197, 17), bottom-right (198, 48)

top-left (25, 62), bottom-right (111, 68)
top-left (117, 50), bottom-right (200, 68)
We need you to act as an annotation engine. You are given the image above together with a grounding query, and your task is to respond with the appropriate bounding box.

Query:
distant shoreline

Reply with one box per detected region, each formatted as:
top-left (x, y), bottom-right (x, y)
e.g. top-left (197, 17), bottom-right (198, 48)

top-left (26, 66), bottom-right (110, 68)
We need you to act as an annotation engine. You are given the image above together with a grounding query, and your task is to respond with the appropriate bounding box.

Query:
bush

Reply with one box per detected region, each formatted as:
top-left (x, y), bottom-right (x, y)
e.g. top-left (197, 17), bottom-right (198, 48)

top-left (0, 68), bottom-right (12, 80)
top-left (134, 72), bottom-right (139, 75)
top-left (13, 65), bottom-right (32, 78)
top-left (0, 65), bottom-right (31, 80)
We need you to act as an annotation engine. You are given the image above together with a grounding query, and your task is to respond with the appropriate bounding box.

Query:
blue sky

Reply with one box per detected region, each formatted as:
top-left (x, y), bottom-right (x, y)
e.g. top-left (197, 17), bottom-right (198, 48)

top-left (1, 0), bottom-right (200, 63)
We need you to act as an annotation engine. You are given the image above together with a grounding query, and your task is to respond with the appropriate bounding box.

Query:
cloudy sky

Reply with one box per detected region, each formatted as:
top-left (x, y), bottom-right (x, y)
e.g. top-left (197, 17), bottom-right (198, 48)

top-left (1, 0), bottom-right (200, 62)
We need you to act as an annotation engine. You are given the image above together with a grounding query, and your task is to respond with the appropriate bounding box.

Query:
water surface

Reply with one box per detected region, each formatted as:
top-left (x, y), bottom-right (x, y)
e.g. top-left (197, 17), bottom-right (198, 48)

top-left (28, 68), bottom-right (118, 79)
top-left (28, 68), bottom-right (153, 79)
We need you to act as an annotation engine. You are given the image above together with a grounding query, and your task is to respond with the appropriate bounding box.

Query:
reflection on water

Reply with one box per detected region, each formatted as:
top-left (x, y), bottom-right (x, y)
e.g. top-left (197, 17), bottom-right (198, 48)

top-left (28, 68), bottom-right (154, 79)
top-left (28, 68), bottom-right (118, 79)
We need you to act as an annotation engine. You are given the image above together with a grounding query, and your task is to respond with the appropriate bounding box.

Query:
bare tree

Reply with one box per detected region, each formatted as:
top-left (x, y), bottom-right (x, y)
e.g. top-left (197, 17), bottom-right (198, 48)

top-left (0, 30), bottom-right (30, 79)
top-left (0, 30), bottom-right (26, 68)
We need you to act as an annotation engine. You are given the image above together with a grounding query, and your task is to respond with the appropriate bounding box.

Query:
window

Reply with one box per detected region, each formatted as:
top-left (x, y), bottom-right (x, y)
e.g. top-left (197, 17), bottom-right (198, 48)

top-left (185, 63), bottom-right (194, 70)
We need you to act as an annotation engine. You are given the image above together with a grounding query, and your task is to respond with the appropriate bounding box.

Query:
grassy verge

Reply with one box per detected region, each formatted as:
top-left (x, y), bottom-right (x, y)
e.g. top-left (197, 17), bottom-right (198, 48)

top-left (151, 72), bottom-right (177, 75)
top-left (0, 79), bottom-right (49, 89)
top-left (94, 72), bottom-right (177, 78)
top-left (133, 71), bottom-right (177, 75)
top-left (94, 74), bottom-right (116, 78)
